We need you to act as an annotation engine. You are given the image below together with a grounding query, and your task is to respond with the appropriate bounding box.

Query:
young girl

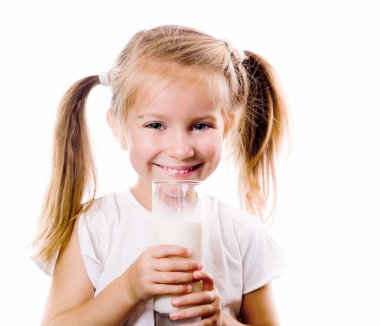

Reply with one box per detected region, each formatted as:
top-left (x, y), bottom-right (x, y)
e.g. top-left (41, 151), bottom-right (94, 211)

top-left (33, 25), bottom-right (290, 325)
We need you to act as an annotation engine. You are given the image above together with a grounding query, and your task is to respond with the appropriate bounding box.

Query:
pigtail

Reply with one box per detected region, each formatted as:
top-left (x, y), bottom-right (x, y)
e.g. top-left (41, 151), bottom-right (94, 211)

top-left (33, 75), bottom-right (99, 261)
top-left (235, 51), bottom-right (287, 221)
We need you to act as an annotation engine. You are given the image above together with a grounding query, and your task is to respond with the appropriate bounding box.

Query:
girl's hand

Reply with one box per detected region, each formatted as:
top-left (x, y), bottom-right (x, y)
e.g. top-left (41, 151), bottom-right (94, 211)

top-left (122, 245), bottom-right (202, 305)
top-left (169, 270), bottom-right (222, 325)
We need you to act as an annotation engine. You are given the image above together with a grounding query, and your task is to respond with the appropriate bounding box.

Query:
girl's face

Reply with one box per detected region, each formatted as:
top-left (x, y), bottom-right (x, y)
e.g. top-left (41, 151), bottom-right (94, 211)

top-left (123, 79), bottom-right (229, 209)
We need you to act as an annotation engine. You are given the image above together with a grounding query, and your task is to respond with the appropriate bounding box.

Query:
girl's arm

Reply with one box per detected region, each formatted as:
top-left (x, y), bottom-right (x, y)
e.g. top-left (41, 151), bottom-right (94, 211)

top-left (41, 221), bottom-right (200, 325)
top-left (224, 283), bottom-right (280, 326)
top-left (41, 221), bottom-right (136, 326)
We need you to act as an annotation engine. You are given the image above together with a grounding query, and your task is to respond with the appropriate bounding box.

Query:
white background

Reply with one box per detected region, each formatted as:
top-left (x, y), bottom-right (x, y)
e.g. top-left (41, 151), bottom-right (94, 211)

top-left (1, 1), bottom-right (379, 325)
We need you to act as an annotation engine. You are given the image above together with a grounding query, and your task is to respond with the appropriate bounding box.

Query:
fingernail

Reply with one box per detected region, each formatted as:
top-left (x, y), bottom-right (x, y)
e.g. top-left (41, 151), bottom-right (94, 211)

top-left (186, 249), bottom-right (192, 256)
top-left (170, 311), bottom-right (180, 320)
top-left (172, 298), bottom-right (180, 306)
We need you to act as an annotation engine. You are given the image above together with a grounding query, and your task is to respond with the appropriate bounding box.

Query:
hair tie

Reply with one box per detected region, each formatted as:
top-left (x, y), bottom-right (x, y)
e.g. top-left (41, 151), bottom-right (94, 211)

top-left (236, 48), bottom-right (245, 63)
top-left (99, 72), bottom-right (110, 87)
top-left (221, 38), bottom-right (234, 54)
top-left (221, 39), bottom-right (245, 63)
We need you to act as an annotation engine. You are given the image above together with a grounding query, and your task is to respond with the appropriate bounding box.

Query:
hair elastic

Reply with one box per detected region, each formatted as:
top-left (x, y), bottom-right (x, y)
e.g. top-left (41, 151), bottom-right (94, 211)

top-left (221, 39), bottom-right (245, 63)
top-left (99, 72), bottom-right (110, 87)
top-left (222, 38), bottom-right (234, 54)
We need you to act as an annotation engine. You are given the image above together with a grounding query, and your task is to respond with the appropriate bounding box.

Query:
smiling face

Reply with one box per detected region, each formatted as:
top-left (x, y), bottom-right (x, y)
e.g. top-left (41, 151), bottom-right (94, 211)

top-left (121, 77), bottom-right (229, 209)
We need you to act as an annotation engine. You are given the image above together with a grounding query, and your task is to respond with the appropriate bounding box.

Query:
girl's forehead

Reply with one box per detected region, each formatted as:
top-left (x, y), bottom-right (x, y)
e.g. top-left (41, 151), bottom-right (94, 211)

top-left (132, 79), bottom-right (218, 115)
top-left (131, 62), bottom-right (230, 111)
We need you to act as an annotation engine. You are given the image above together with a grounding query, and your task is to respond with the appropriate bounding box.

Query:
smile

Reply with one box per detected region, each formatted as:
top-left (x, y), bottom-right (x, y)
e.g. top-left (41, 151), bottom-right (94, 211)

top-left (154, 163), bottom-right (202, 176)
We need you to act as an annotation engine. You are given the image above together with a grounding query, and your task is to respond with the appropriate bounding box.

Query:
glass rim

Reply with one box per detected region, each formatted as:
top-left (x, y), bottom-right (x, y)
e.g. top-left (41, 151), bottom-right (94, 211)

top-left (152, 180), bottom-right (203, 185)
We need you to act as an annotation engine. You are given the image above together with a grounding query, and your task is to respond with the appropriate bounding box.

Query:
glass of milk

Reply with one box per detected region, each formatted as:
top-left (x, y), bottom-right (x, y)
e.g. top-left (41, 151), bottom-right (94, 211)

top-left (152, 180), bottom-right (204, 325)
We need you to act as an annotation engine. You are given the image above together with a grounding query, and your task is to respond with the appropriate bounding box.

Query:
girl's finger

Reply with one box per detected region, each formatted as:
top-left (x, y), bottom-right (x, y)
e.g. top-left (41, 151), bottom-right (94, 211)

top-left (153, 271), bottom-right (195, 285)
top-left (193, 270), bottom-right (215, 291)
top-left (152, 283), bottom-right (193, 296)
top-left (169, 303), bottom-right (215, 321)
top-left (149, 245), bottom-right (193, 259)
top-left (154, 258), bottom-right (202, 272)
top-left (171, 289), bottom-right (216, 307)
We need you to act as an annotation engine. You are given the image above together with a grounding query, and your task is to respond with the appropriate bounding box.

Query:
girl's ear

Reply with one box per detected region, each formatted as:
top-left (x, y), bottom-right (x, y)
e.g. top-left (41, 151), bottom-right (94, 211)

top-left (106, 110), bottom-right (128, 150)
top-left (223, 111), bottom-right (236, 138)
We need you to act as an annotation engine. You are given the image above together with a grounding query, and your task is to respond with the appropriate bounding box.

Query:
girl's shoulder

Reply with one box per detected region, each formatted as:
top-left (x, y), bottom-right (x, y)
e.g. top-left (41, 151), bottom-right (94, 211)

top-left (80, 189), bottom-right (148, 226)
top-left (32, 192), bottom-right (130, 277)
top-left (82, 191), bottom-right (126, 218)
top-left (79, 192), bottom-right (124, 229)
top-left (206, 195), bottom-right (265, 236)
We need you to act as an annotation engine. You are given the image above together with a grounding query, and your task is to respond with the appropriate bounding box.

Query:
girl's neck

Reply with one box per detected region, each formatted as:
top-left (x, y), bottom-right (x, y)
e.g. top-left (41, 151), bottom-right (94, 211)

top-left (130, 179), bottom-right (152, 212)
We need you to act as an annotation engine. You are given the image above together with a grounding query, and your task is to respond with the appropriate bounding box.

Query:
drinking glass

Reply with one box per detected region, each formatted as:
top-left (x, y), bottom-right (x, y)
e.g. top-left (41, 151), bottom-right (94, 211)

top-left (152, 180), bottom-right (204, 325)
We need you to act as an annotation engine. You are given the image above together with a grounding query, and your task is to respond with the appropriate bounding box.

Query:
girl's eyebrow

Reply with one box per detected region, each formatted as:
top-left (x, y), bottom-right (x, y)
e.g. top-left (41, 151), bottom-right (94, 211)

top-left (136, 113), bottom-right (167, 120)
top-left (190, 114), bottom-right (218, 122)
top-left (136, 113), bottom-right (218, 122)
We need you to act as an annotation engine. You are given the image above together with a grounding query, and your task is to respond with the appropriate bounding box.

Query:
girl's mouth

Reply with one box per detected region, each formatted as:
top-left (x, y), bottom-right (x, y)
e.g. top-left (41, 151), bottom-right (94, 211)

top-left (154, 163), bottom-right (203, 177)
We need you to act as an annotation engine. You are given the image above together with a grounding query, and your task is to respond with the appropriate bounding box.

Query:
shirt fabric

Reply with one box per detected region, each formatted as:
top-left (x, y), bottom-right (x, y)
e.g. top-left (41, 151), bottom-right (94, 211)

top-left (36, 189), bottom-right (290, 325)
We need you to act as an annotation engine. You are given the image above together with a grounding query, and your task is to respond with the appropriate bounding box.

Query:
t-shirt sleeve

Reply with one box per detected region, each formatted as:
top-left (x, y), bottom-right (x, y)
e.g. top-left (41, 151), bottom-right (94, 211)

top-left (239, 216), bottom-right (292, 294)
top-left (31, 249), bottom-right (59, 276)
top-left (30, 208), bottom-right (104, 285)
top-left (77, 211), bottom-right (103, 288)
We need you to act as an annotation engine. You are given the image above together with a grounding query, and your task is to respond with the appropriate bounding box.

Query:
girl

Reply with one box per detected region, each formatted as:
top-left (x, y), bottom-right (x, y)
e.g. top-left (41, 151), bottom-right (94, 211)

top-left (33, 25), bottom-right (290, 325)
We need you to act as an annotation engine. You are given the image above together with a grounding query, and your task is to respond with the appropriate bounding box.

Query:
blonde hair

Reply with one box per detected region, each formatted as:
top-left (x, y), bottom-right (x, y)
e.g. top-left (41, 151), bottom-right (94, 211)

top-left (33, 25), bottom-right (287, 262)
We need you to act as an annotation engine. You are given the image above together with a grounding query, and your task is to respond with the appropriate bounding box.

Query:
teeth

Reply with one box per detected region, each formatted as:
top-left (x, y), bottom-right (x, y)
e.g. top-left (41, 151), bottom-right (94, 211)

top-left (162, 166), bottom-right (191, 174)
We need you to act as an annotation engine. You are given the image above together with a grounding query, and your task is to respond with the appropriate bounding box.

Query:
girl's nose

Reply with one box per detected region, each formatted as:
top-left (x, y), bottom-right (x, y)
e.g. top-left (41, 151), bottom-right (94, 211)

top-left (166, 132), bottom-right (195, 160)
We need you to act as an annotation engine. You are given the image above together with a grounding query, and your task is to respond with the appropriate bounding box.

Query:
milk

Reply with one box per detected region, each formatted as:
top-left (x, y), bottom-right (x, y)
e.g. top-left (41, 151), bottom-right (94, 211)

top-left (153, 218), bottom-right (204, 313)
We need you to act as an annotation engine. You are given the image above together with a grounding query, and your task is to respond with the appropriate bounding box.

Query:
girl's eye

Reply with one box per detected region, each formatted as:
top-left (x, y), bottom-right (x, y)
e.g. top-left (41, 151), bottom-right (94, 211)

top-left (146, 122), bottom-right (164, 130)
top-left (193, 123), bottom-right (211, 131)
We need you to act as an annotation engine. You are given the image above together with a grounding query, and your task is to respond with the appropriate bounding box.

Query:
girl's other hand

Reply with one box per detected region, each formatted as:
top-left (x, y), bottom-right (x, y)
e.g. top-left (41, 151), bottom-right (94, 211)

top-left (122, 245), bottom-right (202, 305)
top-left (169, 270), bottom-right (222, 325)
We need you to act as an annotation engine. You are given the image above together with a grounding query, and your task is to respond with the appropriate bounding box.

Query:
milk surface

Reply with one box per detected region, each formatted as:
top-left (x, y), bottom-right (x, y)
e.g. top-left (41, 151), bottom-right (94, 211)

top-left (153, 218), bottom-right (203, 313)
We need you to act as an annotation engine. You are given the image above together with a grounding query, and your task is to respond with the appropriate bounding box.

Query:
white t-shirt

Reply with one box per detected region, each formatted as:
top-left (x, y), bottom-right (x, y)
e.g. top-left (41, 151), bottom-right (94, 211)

top-left (37, 189), bottom-right (290, 325)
